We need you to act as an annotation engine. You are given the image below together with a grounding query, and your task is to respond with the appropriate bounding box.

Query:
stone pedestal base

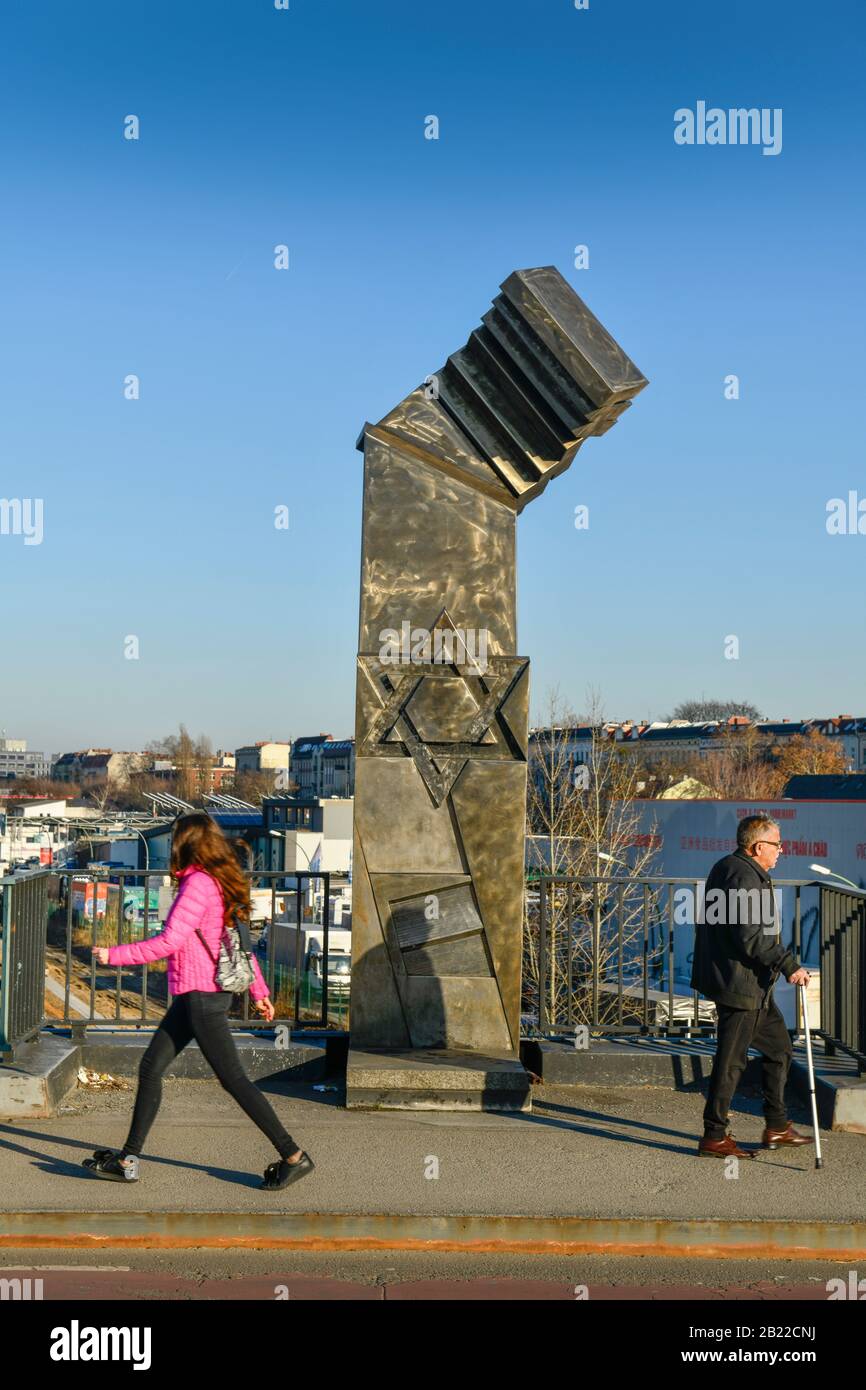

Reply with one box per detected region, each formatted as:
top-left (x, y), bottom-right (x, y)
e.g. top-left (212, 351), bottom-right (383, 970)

top-left (346, 1047), bottom-right (532, 1112)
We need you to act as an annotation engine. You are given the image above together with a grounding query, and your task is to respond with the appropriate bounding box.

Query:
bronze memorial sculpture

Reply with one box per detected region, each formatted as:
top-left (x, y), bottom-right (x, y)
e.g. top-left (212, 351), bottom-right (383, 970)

top-left (347, 266), bottom-right (647, 1109)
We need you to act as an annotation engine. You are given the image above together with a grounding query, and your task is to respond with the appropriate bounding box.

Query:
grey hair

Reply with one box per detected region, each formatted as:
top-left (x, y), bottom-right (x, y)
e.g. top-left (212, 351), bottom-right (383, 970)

top-left (737, 815), bottom-right (779, 850)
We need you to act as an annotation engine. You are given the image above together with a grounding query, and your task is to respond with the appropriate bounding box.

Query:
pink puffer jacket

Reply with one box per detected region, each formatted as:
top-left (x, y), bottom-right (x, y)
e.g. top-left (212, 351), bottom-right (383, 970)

top-left (106, 865), bottom-right (270, 1002)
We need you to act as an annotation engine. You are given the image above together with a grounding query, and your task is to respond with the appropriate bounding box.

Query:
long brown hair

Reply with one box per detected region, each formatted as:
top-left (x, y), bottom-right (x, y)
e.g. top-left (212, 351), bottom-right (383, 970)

top-left (169, 813), bottom-right (250, 924)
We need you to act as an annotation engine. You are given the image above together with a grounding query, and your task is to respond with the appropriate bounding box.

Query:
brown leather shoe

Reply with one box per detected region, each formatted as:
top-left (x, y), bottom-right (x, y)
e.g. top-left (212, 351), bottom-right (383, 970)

top-left (762, 1122), bottom-right (813, 1149)
top-left (698, 1134), bottom-right (756, 1159)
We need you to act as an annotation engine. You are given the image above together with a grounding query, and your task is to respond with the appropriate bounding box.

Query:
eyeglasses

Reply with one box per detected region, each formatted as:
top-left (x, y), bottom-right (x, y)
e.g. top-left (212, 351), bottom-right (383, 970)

top-left (757, 839), bottom-right (783, 851)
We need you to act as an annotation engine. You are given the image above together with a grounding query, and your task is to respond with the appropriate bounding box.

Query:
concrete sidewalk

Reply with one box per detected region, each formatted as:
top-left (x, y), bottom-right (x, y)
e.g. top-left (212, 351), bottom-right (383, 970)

top-left (1, 1073), bottom-right (864, 1253)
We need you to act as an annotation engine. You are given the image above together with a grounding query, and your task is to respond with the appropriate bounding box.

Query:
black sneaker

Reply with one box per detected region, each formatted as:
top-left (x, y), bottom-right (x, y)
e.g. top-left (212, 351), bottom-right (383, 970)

top-left (261, 1152), bottom-right (314, 1190)
top-left (82, 1149), bottom-right (140, 1182)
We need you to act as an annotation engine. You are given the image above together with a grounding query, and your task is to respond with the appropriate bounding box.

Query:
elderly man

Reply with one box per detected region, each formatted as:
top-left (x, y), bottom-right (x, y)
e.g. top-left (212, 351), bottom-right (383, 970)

top-left (691, 815), bottom-right (812, 1158)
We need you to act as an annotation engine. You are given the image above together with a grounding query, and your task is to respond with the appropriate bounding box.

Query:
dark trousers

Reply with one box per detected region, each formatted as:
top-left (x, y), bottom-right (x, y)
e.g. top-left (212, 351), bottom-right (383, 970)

top-left (123, 990), bottom-right (297, 1160)
top-left (703, 995), bottom-right (793, 1138)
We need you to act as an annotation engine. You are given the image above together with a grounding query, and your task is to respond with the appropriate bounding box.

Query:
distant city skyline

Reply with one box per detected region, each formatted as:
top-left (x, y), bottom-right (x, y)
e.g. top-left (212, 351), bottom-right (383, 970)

top-left (2, 0), bottom-right (863, 747)
top-left (8, 706), bottom-right (866, 762)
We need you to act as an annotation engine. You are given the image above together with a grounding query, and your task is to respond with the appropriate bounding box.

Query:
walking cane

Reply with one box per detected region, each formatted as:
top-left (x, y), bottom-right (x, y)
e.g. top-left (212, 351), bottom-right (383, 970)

top-left (800, 981), bottom-right (823, 1169)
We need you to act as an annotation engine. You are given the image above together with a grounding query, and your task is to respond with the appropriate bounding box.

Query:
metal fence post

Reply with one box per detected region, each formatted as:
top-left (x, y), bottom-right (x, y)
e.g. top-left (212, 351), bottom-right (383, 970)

top-left (538, 878), bottom-right (548, 1035)
top-left (0, 877), bottom-right (13, 1060)
top-left (0, 872), bottom-right (49, 1061)
top-left (293, 874), bottom-right (304, 1025)
top-left (320, 871), bottom-right (331, 1028)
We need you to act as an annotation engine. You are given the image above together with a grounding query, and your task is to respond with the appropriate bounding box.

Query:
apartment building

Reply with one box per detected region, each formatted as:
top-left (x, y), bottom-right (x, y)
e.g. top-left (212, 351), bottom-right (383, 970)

top-left (234, 741), bottom-right (292, 786)
top-left (529, 714), bottom-right (866, 780)
top-left (52, 749), bottom-right (147, 785)
top-left (290, 735), bottom-right (355, 800)
top-left (0, 738), bottom-right (51, 780)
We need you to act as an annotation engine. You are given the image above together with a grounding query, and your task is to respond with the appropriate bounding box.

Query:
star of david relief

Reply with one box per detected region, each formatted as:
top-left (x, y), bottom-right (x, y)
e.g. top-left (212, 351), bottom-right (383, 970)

top-left (358, 610), bottom-right (529, 807)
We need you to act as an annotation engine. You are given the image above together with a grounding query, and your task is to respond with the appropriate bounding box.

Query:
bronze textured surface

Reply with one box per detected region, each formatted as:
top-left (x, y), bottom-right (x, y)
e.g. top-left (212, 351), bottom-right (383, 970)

top-left (350, 266), bottom-right (647, 1066)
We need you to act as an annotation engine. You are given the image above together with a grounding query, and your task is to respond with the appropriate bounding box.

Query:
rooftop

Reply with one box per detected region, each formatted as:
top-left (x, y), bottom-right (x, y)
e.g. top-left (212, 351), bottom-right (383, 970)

top-left (783, 774), bottom-right (866, 801)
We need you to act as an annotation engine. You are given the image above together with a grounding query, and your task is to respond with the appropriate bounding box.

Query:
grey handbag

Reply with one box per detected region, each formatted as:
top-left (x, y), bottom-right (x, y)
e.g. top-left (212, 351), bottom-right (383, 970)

top-left (196, 916), bottom-right (256, 994)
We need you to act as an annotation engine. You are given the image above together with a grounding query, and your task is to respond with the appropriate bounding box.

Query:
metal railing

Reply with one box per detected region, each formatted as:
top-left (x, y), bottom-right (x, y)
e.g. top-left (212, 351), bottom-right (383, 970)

top-left (4, 865), bottom-right (864, 1068)
top-left (530, 875), bottom-right (721, 1039)
top-left (526, 875), bottom-right (858, 1054)
top-left (818, 884), bottom-right (866, 1068)
top-left (0, 870), bottom-right (50, 1059)
top-left (1, 867), bottom-right (347, 1053)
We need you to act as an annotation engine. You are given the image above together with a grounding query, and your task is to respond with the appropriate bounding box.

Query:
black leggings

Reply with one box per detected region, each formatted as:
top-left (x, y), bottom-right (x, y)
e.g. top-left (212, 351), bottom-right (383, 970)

top-left (123, 990), bottom-right (298, 1160)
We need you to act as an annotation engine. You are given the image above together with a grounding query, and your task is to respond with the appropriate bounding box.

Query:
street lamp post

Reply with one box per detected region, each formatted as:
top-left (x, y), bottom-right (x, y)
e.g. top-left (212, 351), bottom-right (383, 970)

top-left (810, 863), bottom-right (862, 893)
top-left (133, 830), bottom-right (150, 871)
top-left (269, 829), bottom-right (314, 869)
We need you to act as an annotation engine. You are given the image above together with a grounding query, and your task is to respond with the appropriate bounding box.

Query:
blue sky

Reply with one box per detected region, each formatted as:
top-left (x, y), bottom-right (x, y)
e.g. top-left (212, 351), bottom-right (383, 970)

top-left (1, 0), bottom-right (864, 754)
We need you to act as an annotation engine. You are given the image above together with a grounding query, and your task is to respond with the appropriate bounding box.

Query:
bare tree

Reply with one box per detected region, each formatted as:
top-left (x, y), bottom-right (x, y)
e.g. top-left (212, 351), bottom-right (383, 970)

top-left (637, 725), bottom-right (785, 801)
top-left (144, 726), bottom-right (220, 803)
top-left (524, 689), bottom-right (661, 1033)
top-left (636, 726), bottom-right (849, 803)
top-left (231, 769), bottom-right (281, 806)
top-left (669, 698), bottom-right (763, 722)
top-left (193, 733), bottom-right (214, 798)
top-left (698, 726), bottom-right (781, 799)
top-left (12, 776), bottom-right (77, 798)
top-left (631, 753), bottom-right (714, 797)
top-left (144, 733), bottom-right (177, 759)
top-left (84, 779), bottom-right (118, 815)
top-left (122, 772), bottom-right (173, 811)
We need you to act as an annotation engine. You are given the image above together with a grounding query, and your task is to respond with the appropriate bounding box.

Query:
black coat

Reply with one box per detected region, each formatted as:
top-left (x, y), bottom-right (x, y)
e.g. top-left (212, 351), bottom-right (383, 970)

top-left (690, 848), bottom-right (799, 1009)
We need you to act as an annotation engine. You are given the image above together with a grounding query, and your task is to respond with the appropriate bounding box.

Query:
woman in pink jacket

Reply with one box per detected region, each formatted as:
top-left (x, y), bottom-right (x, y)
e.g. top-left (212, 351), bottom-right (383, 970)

top-left (84, 812), bottom-right (313, 1191)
